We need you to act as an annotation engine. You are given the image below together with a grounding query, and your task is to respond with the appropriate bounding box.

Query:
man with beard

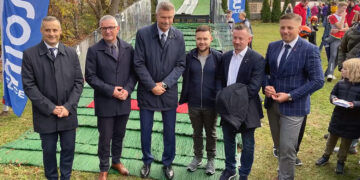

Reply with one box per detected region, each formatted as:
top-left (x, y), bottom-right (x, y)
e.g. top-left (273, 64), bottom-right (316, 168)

top-left (179, 25), bottom-right (222, 175)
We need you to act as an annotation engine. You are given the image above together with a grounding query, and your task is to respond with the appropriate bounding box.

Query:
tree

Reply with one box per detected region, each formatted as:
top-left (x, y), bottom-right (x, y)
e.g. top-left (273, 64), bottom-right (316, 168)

top-left (271, 0), bottom-right (281, 22)
top-left (87, 0), bottom-right (122, 22)
top-left (245, 0), bottom-right (251, 19)
top-left (222, 0), bottom-right (227, 12)
top-left (261, 0), bottom-right (271, 22)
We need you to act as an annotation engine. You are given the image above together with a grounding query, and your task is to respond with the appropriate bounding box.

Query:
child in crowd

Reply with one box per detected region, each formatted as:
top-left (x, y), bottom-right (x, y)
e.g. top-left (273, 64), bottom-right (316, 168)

top-left (315, 58), bottom-right (360, 174)
top-left (309, 16), bottom-right (319, 45)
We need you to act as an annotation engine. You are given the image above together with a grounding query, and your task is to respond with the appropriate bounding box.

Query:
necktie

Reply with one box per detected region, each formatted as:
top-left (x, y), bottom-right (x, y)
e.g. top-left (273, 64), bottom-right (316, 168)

top-left (160, 33), bottom-right (166, 47)
top-left (49, 48), bottom-right (57, 59)
top-left (111, 45), bottom-right (118, 59)
top-left (278, 44), bottom-right (291, 68)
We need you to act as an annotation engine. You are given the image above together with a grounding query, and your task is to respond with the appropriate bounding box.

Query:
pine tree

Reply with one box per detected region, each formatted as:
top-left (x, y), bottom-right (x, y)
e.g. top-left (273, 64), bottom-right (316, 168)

top-left (261, 0), bottom-right (271, 22)
top-left (222, 0), bottom-right (228, 12)
top-left (245, 0), bottom-right (251, 19)
top-left (271, 0), bottom-right (282, 22)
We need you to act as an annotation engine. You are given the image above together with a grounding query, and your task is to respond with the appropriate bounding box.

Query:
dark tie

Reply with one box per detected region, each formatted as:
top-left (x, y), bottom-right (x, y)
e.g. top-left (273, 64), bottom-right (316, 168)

top-left (111, 45), bottom-right (118, 59)
top-left (49, 48), bottom-right (57, 59)
top-left (279, 44), bottom-right (291, 68)
top-left (160, 33), bottom-right (166, 47)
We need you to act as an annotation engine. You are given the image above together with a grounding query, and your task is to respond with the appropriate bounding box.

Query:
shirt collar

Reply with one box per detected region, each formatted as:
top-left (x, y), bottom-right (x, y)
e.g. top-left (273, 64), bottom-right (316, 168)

top-left (157, 25), bottom-right (169, 38)
top-left (233, 46), bottom-right (248, 57)
top-left (105, 39), bottom-right (118, 48)
top-left (282, 35), bottom-right (299, 49)
top-left (44, 42), bottom-right (59, 49)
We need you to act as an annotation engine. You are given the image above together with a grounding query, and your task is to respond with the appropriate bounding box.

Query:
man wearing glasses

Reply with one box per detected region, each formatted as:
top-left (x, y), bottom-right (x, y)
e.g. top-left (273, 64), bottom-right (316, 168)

top-left (85, 15), bottom-right (137, 180)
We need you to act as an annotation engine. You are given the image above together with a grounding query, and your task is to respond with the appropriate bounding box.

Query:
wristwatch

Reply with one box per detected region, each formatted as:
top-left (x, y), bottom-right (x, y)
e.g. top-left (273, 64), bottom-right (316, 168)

top-left (162, 82), bottom-right (168, 89)
top-left (288, 93), bottom-right (293, 101)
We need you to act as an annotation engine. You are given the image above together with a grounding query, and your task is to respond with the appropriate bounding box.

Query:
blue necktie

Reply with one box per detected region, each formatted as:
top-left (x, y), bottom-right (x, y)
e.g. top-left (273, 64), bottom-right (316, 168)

top-left (279, 44), bottom-right (291, 68)
top-left (160, 33), bottom-right (166, 47)
top-left (49, 48), bottom-right (57, 59)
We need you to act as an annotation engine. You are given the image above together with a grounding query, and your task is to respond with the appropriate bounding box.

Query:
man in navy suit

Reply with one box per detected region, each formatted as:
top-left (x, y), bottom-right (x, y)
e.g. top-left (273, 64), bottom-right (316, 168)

top-left (133, 2), bottom-right (185, 179)
top-left (85, 15), bottom-right (137, 180)
top-left (219, 24), bottom-right (265, 180)
top-left (264, 13), bottom-right (324, 180)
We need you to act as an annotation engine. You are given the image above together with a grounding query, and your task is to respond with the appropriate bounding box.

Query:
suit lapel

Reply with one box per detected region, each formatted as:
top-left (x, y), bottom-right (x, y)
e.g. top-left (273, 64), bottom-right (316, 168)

top-left (236, 49), bottom-right (251, 82)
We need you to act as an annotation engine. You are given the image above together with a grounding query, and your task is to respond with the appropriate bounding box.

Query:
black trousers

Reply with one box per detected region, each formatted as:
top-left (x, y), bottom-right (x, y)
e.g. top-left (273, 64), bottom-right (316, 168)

top-left (40, 129), bottom-right (76, 180)
top-left (97, 115), bottom-right (129, 172)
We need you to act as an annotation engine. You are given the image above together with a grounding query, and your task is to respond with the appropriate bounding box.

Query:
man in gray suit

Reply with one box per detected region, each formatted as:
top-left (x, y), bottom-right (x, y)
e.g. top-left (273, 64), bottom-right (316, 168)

top-left (22, 16), bottom-right (84, 180)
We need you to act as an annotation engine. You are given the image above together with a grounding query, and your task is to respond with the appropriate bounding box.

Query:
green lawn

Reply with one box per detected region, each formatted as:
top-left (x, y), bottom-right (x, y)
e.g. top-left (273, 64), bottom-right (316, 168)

top-left (1, 22), bottom-right (360, 180)
top-left (170, 0), bottom-right (184, 12)
top-left (192, 0), bottom-right (210, 15)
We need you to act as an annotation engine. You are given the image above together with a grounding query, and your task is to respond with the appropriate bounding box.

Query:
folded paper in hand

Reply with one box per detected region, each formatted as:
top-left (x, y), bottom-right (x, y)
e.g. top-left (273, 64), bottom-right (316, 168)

top-left (333, 99), bottom-right (351, 108)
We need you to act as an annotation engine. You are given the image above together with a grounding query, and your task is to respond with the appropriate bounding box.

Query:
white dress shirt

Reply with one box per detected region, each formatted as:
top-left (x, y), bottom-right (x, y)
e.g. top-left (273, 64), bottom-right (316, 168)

top-left (277, 35), bottom-right (299, 68)
top-left (44, 42), bottom-right (59, 58)
top-left (227, 46), bottom-right (248, 86)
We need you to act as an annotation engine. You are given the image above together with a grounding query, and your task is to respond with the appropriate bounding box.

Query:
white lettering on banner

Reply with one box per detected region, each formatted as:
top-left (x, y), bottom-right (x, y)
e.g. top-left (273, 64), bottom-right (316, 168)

top-left (233, 0), bottom-right (242, 9)
top-left (6, 15), bottom-right (31, 45)
top-left (10, 0), bottom-right (35, 19)
top-left (4, 1), bottom-right (35, 100)
top-left (5, 45), bottom-right (23, 59)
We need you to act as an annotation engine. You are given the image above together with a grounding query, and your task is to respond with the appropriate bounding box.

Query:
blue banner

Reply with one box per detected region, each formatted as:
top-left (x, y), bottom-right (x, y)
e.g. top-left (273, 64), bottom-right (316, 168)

top-left (1, 0), bottom-right (49, 116)
top-left (229, 0), bottom-right (246, 23)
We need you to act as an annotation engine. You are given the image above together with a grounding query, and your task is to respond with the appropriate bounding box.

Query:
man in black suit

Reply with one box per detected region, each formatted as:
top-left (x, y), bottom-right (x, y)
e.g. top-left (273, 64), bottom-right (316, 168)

top-left (85, 15), bottom-right (137, 180)
top-left (22, 16), bottom-right (84, 180)
top-left (218, 24), bottom-right (265, 180)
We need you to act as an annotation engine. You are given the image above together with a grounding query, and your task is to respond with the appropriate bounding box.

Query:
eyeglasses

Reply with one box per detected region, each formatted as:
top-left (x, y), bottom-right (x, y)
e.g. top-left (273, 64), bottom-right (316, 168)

top-left (100, 26), bottom-right (117, 31)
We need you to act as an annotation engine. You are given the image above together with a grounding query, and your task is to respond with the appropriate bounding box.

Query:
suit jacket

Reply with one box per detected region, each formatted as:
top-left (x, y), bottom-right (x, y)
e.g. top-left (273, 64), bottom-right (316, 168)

top-left (219, 48), bottom-right (265, 129)
top-left (264, 37), bottom-right (324, 116)
top-left (133, 23), bottom-right (186, 111)
top-left (85, 37), bottom-right (137, 117)
top-left (22, 41), bottom-right (84, 134)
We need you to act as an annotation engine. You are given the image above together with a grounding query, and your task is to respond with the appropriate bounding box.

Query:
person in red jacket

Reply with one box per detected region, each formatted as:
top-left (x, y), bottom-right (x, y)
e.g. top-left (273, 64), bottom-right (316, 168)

top-left (346, 0), bottom-right (360, 27)
top-left (294, 0), bottom-right (309, 25)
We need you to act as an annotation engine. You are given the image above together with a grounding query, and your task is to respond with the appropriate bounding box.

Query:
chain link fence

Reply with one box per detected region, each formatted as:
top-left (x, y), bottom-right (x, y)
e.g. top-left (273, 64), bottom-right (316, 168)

top-left (75, 0), bottom-right (151, 75)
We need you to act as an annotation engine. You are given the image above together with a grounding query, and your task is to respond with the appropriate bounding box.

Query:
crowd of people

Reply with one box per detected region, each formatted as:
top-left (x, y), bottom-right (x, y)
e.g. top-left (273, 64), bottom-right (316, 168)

top-left (15, 1), bottom-right (360, 180)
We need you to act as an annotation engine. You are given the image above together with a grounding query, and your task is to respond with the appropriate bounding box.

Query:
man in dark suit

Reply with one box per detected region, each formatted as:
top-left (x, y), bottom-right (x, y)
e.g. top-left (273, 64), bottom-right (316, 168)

top-left (264, 13), bottom-right (324, 180)
top-left (85, 15), bottom-right (137, 180)
top-left (22, 16), bottom-right (84, 180)
top-left (218, 24), bottom-right (265, 180)
top-left (133, 1), bottom-right (186, 179)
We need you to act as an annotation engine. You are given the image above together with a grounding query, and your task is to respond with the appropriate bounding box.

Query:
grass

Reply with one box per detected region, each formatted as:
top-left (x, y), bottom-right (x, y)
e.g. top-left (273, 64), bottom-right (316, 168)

top-left (170, 0), bottom-right (184, 12)
top-left (1, 22), bottom-right (360, 179)
top-left (192, 0), bottom-right (210, 15)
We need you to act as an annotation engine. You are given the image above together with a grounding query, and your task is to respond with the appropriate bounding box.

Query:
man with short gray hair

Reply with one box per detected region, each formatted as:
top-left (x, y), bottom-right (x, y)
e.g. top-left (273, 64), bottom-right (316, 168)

top-left (22, 16), bottom-right (84, 180)
top-left (85, 15), bottom-right (137, 180)
top-left (134, 1), bottom-right (185, 179)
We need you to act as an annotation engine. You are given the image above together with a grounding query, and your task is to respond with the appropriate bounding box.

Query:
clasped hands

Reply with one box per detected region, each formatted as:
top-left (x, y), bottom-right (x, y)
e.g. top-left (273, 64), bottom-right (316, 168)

top-left (113, 86), bottom-right (129, 100)
top-left (265, 86), bottom-right (289, 103)
top-left (52, 106), bottom-right (69, 118)
top-left (151, 82), bottom-right (166, 96)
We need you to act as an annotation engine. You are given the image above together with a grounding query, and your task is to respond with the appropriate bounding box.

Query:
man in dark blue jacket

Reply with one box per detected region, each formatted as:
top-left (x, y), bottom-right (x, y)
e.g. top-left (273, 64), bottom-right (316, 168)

top-left (179, 25), bottom-right (222, 175)
top-left (133, 2), bottom-right (186, 179)
top-left (218, 24), bottom-right (265, 180)
top-left (85, 15), bottom-right (137, 180)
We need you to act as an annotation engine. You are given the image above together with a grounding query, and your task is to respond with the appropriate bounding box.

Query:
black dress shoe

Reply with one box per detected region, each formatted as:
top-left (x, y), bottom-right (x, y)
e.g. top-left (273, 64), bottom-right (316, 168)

top-left (163, 165), bottom-right (174, 179)
top-left (140, 164), bottom-right (151, 178)
top-left (335, 161), bottom-right (344, 174)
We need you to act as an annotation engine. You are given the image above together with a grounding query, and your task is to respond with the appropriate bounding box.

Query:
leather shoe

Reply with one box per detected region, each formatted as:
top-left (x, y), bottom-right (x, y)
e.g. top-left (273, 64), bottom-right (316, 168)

top-left (98, 171), bottom-right (108, 180)
top-left (111, 163), bottom-right (129, 176)
top-left (163, 165), bottom-right (174, 179)
top-left (140, 164), bottom-right (151, 178)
